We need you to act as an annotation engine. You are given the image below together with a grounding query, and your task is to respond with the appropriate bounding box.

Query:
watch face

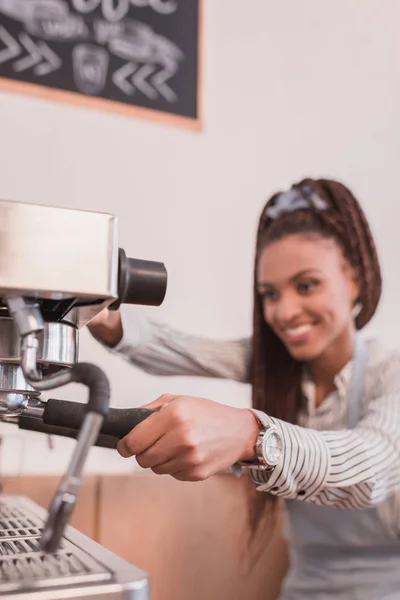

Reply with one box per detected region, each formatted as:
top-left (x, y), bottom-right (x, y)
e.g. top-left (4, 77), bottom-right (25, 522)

top-left (262, 429), bottom-right (283, 466)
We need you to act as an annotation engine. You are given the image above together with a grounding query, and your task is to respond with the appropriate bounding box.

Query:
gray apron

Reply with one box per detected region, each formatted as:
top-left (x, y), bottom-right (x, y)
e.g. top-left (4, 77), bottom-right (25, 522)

top-left (279, 334), bottom-right (400, 600)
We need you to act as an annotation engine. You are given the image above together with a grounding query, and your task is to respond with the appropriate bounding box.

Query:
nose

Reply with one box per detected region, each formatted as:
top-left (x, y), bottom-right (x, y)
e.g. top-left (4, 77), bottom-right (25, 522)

top-left (265, 293), bottom-right (302, 326)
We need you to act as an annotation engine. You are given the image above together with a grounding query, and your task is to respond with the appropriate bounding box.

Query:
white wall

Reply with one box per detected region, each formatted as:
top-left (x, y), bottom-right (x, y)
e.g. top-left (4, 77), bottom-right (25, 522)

top-left (0, 0), bottom-right (399, 475)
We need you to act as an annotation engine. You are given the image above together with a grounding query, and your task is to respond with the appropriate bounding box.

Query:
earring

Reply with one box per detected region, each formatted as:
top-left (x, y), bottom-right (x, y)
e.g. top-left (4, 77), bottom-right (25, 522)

top-left (352, 302), bottom-right (362, 319)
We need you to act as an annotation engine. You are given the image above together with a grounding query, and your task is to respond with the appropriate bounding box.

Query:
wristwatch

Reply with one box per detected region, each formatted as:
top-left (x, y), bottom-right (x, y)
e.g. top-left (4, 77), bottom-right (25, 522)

top-left (237, 410), bottom-right (284, 472)
top-left (255, 421), bottom-right (283, 471)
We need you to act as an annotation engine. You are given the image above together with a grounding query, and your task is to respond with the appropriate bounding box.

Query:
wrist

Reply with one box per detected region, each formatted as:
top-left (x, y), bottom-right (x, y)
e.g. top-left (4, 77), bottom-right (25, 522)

top-left (239, 409), bottom-right (261, 462)
top-left (237, 410), bottom-right (284, 472)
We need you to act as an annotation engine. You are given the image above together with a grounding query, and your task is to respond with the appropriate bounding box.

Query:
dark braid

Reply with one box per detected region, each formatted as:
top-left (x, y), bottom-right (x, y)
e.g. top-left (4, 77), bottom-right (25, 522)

top-left (300, 179), bottom-right (381, 328)
top-left (247, 178), bottom-right (382, 546)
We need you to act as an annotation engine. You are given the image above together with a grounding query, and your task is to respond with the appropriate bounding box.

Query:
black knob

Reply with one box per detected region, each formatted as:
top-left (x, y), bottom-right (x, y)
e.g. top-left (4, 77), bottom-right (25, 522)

top-left (111, 248), bottom-right (168, 310)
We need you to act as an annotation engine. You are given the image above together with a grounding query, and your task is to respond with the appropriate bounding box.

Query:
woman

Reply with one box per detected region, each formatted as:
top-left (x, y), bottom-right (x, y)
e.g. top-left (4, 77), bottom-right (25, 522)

top-left (89, 178), bottom-right (400, 599)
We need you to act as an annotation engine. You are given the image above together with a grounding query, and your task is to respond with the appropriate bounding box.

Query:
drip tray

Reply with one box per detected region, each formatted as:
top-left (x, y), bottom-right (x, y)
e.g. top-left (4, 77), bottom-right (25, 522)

top-left (0, 495), bottom-right (149, 599)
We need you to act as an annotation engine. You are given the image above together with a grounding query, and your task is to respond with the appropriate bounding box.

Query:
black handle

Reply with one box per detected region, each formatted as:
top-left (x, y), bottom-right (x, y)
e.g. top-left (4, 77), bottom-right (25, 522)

top-left (43, 398), bottom-right (155, 439)
top-left (18, 416), bottom-right (119, 449)
top-left (110, 248), bottom-right (168, 310)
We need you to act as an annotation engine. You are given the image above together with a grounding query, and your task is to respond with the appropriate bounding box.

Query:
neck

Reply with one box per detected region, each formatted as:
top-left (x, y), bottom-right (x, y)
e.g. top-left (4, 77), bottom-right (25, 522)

top-left (308, 326), bottom-right (356, 404)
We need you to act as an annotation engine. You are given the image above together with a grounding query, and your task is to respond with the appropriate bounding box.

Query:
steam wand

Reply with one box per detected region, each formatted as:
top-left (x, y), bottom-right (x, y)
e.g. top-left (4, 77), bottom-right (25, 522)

top-left (5, 296), bottom-right (110, 553)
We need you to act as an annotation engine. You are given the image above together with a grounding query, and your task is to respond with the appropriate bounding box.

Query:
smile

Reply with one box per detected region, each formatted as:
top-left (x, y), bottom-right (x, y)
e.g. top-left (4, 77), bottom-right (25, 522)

top-left (282, 324), bottom-right (313, 342)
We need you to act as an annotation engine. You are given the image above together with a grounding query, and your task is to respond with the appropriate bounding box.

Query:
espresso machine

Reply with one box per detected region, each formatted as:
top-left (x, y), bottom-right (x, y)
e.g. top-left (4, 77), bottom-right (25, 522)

top-left (0, 198), bottom-right (168, 599)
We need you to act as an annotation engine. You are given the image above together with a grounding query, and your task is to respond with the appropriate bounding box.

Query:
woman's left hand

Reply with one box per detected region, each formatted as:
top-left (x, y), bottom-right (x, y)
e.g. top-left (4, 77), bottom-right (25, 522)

top-left (116, 394), bottom-right (260, 481)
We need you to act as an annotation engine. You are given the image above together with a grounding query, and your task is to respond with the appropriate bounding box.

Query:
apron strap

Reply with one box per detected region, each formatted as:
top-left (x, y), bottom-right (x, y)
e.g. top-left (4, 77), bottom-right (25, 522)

top-left (346, 332), bottom-right (369, 429)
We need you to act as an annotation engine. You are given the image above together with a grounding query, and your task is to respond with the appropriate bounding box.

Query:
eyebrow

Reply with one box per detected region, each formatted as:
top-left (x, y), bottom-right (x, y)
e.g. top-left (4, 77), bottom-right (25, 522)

top-left (257, 269), bottom-right (323, 288)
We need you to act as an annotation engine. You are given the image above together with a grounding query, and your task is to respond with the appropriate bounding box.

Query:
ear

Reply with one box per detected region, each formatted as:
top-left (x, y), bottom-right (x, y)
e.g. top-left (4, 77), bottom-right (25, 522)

top-left (348, 265), bottom-right (361, 305)
top-left (341, 259), bottom-right (360, 304)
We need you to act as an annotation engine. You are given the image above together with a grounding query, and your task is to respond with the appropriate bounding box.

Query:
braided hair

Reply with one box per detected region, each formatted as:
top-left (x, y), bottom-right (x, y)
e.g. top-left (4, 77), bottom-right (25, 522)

top-left (247, 177), bottom-right (382, 540)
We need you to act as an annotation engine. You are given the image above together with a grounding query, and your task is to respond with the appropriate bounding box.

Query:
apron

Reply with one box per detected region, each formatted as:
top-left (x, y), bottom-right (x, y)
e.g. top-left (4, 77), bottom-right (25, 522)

top-left (279, 334), bottom-right (400, 600)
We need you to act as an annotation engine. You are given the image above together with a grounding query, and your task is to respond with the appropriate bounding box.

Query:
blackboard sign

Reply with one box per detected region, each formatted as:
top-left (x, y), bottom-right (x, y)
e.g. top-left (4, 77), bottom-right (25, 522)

top-left (0, 0), bottom-right (202, 129)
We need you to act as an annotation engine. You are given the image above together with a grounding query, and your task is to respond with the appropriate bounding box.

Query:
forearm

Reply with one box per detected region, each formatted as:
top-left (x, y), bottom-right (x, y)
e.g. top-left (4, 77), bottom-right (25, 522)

top-left (250, 414), bottom-right (400, 510)
top-left (109, 309), bottom-right (252, 383)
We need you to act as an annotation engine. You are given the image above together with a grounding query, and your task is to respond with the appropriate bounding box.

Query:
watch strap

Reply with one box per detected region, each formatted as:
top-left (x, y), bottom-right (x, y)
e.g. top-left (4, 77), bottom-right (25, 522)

top-left (234, 410), bottom-right (276, 472)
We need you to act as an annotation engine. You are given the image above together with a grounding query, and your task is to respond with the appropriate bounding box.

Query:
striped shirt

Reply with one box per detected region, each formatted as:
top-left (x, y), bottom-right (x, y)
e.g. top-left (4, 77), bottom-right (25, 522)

top-left (111, 309), bottom-right (400, 537)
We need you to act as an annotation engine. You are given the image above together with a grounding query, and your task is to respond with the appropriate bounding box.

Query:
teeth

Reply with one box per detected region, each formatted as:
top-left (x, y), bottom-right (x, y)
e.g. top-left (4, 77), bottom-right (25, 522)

top-left (285, 324), bottom-right (312, 337)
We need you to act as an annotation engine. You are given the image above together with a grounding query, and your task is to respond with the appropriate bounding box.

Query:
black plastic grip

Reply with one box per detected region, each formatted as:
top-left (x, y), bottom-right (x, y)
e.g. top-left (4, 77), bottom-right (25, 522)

top-left (18, 416), bottom-right (119, 449)
top-left (43, 398), bottom-right (155, 439)
top-left (69, 363), bottom-right (110, 416)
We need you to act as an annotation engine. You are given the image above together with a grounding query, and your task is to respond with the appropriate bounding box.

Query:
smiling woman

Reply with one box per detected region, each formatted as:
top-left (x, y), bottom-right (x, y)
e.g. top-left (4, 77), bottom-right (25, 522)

top-left (88, 178), bottom-right (400, 600)
top-left (251, 180), bottom-right (381, 424)
top-left (256, 236), bottom-right (359, 363)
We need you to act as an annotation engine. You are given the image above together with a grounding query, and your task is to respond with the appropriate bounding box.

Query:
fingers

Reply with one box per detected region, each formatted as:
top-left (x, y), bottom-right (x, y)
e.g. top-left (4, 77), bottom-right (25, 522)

top-left (115, 394), bottom-right (241, 483)
top-left (128, 415), bottom-right (212, 481)
top-left (116, 395), bottom-right (177, 458)
top-left (134, 425), bottom-right (199, 470)
top-left (137, 440), bottom-right (211, 481)
top-left (117, 411), bottom-right (162, 457)
top-left (152, 462), bottom-right (210, 482)
top-left (141, 393), bottom-right (178, 411)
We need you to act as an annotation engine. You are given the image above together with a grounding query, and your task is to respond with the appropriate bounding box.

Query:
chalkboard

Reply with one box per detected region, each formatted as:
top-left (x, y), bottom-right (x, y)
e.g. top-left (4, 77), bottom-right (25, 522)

top-left (0, 0), bottom-right (202, 129)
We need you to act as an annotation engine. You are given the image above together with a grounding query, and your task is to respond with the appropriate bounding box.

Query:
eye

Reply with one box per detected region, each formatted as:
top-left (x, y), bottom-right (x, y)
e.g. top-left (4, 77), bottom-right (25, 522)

top-left (258, 288), bottom-right (278, 302)
top-left (297, 279), bottom-right (320, 295)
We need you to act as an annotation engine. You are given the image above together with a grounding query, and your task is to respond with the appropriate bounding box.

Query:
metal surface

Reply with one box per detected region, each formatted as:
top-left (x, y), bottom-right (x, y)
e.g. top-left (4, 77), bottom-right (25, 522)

top-left (0, 199), bottom-right (119, 326)
top-left (0, 199), bottom-right (157, 597)
top-left (0, 495), bottom-right (149, 599)
top-left (0, 317), bottom-right (77, 367)
top-left (0, 364), bottom-right (38, 413)
top-left (20, 332), bottom-right (76, 392)
top-left (40, 412), bottom-right (104, 553)
top-left (0, 317), bottom-right (78, 416)
top-left (8, 297), bottom-right (111, 552)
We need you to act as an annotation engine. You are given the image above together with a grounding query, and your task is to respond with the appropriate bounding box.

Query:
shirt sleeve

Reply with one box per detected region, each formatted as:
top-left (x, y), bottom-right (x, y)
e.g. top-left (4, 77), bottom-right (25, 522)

top-left (250, 354), bottom-right (400, 510)
top-left (107, 308), bottom-right (252, 383)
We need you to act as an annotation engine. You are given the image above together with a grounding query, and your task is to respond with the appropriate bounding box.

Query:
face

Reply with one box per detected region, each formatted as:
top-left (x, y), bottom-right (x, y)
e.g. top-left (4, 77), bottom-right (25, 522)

top-left (256, 233), bottom-right (360, 362)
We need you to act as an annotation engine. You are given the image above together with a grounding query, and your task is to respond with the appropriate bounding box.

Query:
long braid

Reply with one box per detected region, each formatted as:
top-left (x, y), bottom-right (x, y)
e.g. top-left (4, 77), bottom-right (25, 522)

top-left (299, 179), bottom-right (382, 327)
top-left (247, 177), bottom-right (382, 545)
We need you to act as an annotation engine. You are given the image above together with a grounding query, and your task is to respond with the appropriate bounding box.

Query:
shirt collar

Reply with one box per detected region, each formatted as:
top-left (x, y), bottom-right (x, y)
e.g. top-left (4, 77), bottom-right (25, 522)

top-left (301, 351), bottom-right (354, 417)
top-left (300, 336), bottom-right (384, 417)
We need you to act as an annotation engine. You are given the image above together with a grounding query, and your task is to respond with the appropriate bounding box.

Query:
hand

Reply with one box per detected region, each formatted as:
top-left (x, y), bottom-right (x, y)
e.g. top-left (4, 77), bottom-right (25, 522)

top-left (87, 308), bottom-right (123, 348)
top-left (116, 394), bottom-right (260, 481)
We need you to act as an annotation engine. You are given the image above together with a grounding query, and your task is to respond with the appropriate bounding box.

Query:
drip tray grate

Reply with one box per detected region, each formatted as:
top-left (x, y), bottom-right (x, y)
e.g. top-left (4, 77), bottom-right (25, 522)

top-left (0, 498), bottom-right (111, 594)
top-left (0, 503), bottom-right (43, 539)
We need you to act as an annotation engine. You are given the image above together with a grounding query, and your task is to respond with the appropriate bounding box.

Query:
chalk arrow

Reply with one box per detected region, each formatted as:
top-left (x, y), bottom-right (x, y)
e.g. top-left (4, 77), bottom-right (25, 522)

top-left (132, 64), bottom-right (158, 100)
top-left (112, 61), bottom-right (178, 102)
top-left (151, 60), bottom-right (178, 102)
top-left (0, 26), bottom-right (20, 65)
top-left (13, 33), bottom-right (61, 75)
top-left (35, 42), bottom-right (62, 75)
top-left (13, 33), bottom-right (41, 72)
top-left (112, 62), bottom-right (136, 95)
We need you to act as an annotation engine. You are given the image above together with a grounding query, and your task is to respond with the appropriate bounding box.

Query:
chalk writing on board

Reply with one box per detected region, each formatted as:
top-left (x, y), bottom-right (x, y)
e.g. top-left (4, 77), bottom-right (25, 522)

top-left (0, 0), bottom-right (183, 99)
top-left (71, 0), bottom-right (178, 18)
top-left (0, 0), bottom-right (200, 126)
top-left (0, 26), bottom-right (61, 75)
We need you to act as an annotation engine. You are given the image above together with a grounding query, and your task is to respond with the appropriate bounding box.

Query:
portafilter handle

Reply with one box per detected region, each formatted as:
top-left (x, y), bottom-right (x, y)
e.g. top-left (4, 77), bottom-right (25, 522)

top-left (19, 400), bottom-right (156, 449)
top-left (43, 399), bottom-right (156, 437)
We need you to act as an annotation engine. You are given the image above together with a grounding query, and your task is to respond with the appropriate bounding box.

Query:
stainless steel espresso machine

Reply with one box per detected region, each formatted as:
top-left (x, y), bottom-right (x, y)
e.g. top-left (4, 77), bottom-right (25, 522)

top-left (0, 198), bottom-right (168, 599)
